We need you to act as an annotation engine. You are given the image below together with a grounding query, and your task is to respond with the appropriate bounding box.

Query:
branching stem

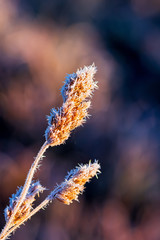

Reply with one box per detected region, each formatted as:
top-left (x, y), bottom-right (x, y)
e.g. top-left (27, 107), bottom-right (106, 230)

top-left (0, 141), bottom-right (49, 240)
top-left (0, 188), bottom-right (61, 240)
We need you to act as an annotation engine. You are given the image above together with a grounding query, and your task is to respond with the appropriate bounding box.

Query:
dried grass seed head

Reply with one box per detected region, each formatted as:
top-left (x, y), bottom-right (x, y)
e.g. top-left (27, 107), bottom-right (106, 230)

top-left (49, 160), bottom-right (101, 205)
top-left (45, 64), bottom-right (97, 146)
top-left (4, 181), bottom-right (45, 224)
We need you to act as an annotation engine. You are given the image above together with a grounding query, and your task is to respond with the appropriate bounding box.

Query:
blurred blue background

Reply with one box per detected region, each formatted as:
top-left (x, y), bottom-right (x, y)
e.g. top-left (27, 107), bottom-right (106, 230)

top-left (0, 0), bottom-right (160, 239)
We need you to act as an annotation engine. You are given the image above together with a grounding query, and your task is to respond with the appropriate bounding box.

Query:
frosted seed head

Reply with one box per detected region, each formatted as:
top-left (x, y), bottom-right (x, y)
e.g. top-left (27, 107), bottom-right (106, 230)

top-left (45, 64), bottom-right (98, 146)
top-left (49, 160), bottom-right (101, 205)
top-left (4, 181), bottom-right (46, 224)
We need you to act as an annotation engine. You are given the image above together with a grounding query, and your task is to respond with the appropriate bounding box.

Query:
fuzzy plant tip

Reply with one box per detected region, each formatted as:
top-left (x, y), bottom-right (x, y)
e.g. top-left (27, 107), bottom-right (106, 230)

top-left (50, 160), bottom-right (101, 205)
top-left (4, 181), bottom-right (45, 225)
top-left (45, 64), bottom-right (98, 146)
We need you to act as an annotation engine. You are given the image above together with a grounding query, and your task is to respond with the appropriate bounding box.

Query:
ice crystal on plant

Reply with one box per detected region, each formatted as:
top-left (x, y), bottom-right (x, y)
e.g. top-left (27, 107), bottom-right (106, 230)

top-left (49, 160), bottom-right (101, 205)
top-left (45, 64), bottom-right (97, 146)
top-left (4, 181), bottom-right (45, 224)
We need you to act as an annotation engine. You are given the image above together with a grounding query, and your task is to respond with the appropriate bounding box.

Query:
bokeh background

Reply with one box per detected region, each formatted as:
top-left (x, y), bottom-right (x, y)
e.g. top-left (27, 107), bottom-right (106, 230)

top-left (0, 0), bottom-right (160, 239)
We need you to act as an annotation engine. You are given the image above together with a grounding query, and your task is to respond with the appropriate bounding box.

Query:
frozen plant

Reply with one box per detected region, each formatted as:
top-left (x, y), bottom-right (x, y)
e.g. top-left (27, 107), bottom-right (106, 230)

top-left (0, 64), bottom-right (101, 240)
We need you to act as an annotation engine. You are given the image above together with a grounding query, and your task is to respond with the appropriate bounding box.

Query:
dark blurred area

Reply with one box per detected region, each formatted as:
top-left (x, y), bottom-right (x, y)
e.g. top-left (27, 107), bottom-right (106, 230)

top-left (0, 0), bottom-right (160, 239)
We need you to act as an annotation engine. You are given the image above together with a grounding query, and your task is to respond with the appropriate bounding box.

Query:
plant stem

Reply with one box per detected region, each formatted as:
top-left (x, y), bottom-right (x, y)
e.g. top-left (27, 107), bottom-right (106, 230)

top-left (0, 141), bottom-right (49, 240)
top-left (0, 190), bottom-right (60, 240)
top-left (0, 199), bottom-right (49, 240)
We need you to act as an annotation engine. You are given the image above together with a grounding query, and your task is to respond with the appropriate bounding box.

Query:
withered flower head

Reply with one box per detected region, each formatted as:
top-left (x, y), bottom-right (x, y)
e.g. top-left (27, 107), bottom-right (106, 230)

top-left (45, 64), bottom-right (97, 146)
top-left (4, 181), bottom-right (45, 225)
top-left (49, 161), bottom-right (101, 205)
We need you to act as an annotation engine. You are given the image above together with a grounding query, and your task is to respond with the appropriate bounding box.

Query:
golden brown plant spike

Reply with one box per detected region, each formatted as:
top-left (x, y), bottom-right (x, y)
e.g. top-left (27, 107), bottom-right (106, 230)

top-left (45, 64), bottom-right (97, 146)
top-left (49, 160), bottom-right (101, 205)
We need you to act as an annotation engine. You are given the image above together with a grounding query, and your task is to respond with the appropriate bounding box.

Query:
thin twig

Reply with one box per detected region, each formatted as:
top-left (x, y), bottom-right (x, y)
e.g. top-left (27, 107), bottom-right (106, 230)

top-left (0, 186), bottom-right (63, 240)
top-left (0, 141), bottom-right (49, 240)
top-left (0, 199), bottom-right (49, 240)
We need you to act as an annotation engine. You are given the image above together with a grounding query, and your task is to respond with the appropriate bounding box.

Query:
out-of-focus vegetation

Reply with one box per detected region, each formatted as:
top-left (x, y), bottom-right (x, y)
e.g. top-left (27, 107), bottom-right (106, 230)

top-left (0, 0), bottom-right (160, 239)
